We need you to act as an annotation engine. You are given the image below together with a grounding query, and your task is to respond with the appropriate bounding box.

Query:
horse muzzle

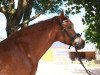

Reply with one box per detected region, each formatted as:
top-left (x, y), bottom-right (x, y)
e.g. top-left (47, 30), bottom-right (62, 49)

top-left (73, 37), bottom-right (85, 50)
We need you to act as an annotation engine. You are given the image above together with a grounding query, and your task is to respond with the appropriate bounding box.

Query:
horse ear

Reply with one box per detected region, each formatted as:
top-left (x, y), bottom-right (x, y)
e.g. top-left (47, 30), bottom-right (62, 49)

top-left (59, 10), bottom-right (64, 18)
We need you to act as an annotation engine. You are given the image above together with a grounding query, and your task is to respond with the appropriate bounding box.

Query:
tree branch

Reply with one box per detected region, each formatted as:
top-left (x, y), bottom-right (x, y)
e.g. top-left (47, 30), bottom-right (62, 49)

top-left (17, 10), bottom-right (45, 29)
top-left (29, 10), bottom-right (45, 22)
top-left (8, 0), bottom-right (15, 14)
top-left (22, 0), bottom-right (33, 27)
top-left (2, 0), bottom-right (9, 8)
top-left (0, 6), bottom-right (6, 13)
top-left (0, 0), bottom-right (9, 14)
top-left (10, 0), bottom-right (51, 30)
top-left (15, 0), bottom-right (24, 25)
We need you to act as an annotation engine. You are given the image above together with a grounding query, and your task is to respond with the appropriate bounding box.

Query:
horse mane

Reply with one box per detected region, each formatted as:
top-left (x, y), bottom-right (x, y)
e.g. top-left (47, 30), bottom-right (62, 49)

top-left (28, 16), bottom-right (58, 32)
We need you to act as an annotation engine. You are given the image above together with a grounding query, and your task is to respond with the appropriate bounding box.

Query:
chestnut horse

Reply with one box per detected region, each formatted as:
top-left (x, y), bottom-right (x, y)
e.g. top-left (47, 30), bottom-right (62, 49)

top-left (0, 11), bottom-right (85, 75)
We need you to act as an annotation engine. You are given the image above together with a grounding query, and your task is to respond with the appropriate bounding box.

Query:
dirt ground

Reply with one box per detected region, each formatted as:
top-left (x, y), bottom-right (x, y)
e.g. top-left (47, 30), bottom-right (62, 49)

top-left (36, 61), bottom-right (100, 75)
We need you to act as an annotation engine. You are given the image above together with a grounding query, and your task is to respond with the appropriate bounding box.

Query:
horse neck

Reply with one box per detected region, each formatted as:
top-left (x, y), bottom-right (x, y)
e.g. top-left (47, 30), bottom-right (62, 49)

top-left (20, 19), bottom-right (57, 62)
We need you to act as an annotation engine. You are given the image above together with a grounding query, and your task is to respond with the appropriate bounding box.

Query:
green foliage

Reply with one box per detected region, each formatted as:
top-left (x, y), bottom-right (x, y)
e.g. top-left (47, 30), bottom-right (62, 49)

top-left (32, 0), bottom-right (63, 14)
top-left (0, 0), bottom-right (2, 4)
top-left (64, 0), bottom-right (100, 50)
top-left (0, 0), bottom-right (9, 7)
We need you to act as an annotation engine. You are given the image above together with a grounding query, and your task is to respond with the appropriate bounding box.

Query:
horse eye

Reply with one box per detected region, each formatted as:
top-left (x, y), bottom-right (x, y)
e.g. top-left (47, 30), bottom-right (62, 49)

top-left (68, 26), bottom-right (72, 29)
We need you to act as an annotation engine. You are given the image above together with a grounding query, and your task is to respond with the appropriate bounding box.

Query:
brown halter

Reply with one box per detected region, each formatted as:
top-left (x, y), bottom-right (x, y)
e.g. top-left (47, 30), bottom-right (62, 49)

top-left (56, 18), bottom-right (81, 49)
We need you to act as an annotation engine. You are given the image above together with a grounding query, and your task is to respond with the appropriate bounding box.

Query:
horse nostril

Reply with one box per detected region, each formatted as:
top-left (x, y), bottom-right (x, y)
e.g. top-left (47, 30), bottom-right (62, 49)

top-left (74, 39), bottom-right (85, 50)
top-left (75, 42), bottom-right (79, 46)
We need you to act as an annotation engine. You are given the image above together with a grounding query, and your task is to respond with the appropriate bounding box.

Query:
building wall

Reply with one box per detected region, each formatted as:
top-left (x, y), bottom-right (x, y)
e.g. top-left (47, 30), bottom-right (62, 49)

top-left (85, 52), bottom-right (95, 60)
top-left (69, 52), bottom-right (95, 61)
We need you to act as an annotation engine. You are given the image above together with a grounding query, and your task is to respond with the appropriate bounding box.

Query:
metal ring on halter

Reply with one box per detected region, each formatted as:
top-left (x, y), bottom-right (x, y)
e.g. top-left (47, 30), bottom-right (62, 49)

top-left (62, 28), bottom-right (81, 49)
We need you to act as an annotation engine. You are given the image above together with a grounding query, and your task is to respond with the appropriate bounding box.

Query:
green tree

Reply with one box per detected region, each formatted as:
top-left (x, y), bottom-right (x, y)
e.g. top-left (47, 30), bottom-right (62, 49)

top-left (0, 0), bottom-right (100, 50)
top-left (0, 0), bottom-right (63, 36)
top-left (64, 0), bottom-right (100, 50)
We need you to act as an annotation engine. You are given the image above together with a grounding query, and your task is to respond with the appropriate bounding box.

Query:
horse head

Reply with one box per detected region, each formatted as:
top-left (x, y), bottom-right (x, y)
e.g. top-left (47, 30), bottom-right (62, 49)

top-left (55, 11), bottom-right (85, 50)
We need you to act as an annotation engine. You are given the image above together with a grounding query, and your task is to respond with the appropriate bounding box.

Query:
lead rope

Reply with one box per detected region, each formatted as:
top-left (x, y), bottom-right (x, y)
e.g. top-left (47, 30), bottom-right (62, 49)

top-left (75, 47), bottom-right (96, 75)
top-left (74, 34), bottom-right (96, 75)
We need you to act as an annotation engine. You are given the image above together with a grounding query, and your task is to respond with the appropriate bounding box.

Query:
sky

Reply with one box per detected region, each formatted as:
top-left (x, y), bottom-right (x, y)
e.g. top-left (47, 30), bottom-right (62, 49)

top-left (0, 13), bottom-right (7, 39)
top-left (0, 1), bottom-right (95, 50)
